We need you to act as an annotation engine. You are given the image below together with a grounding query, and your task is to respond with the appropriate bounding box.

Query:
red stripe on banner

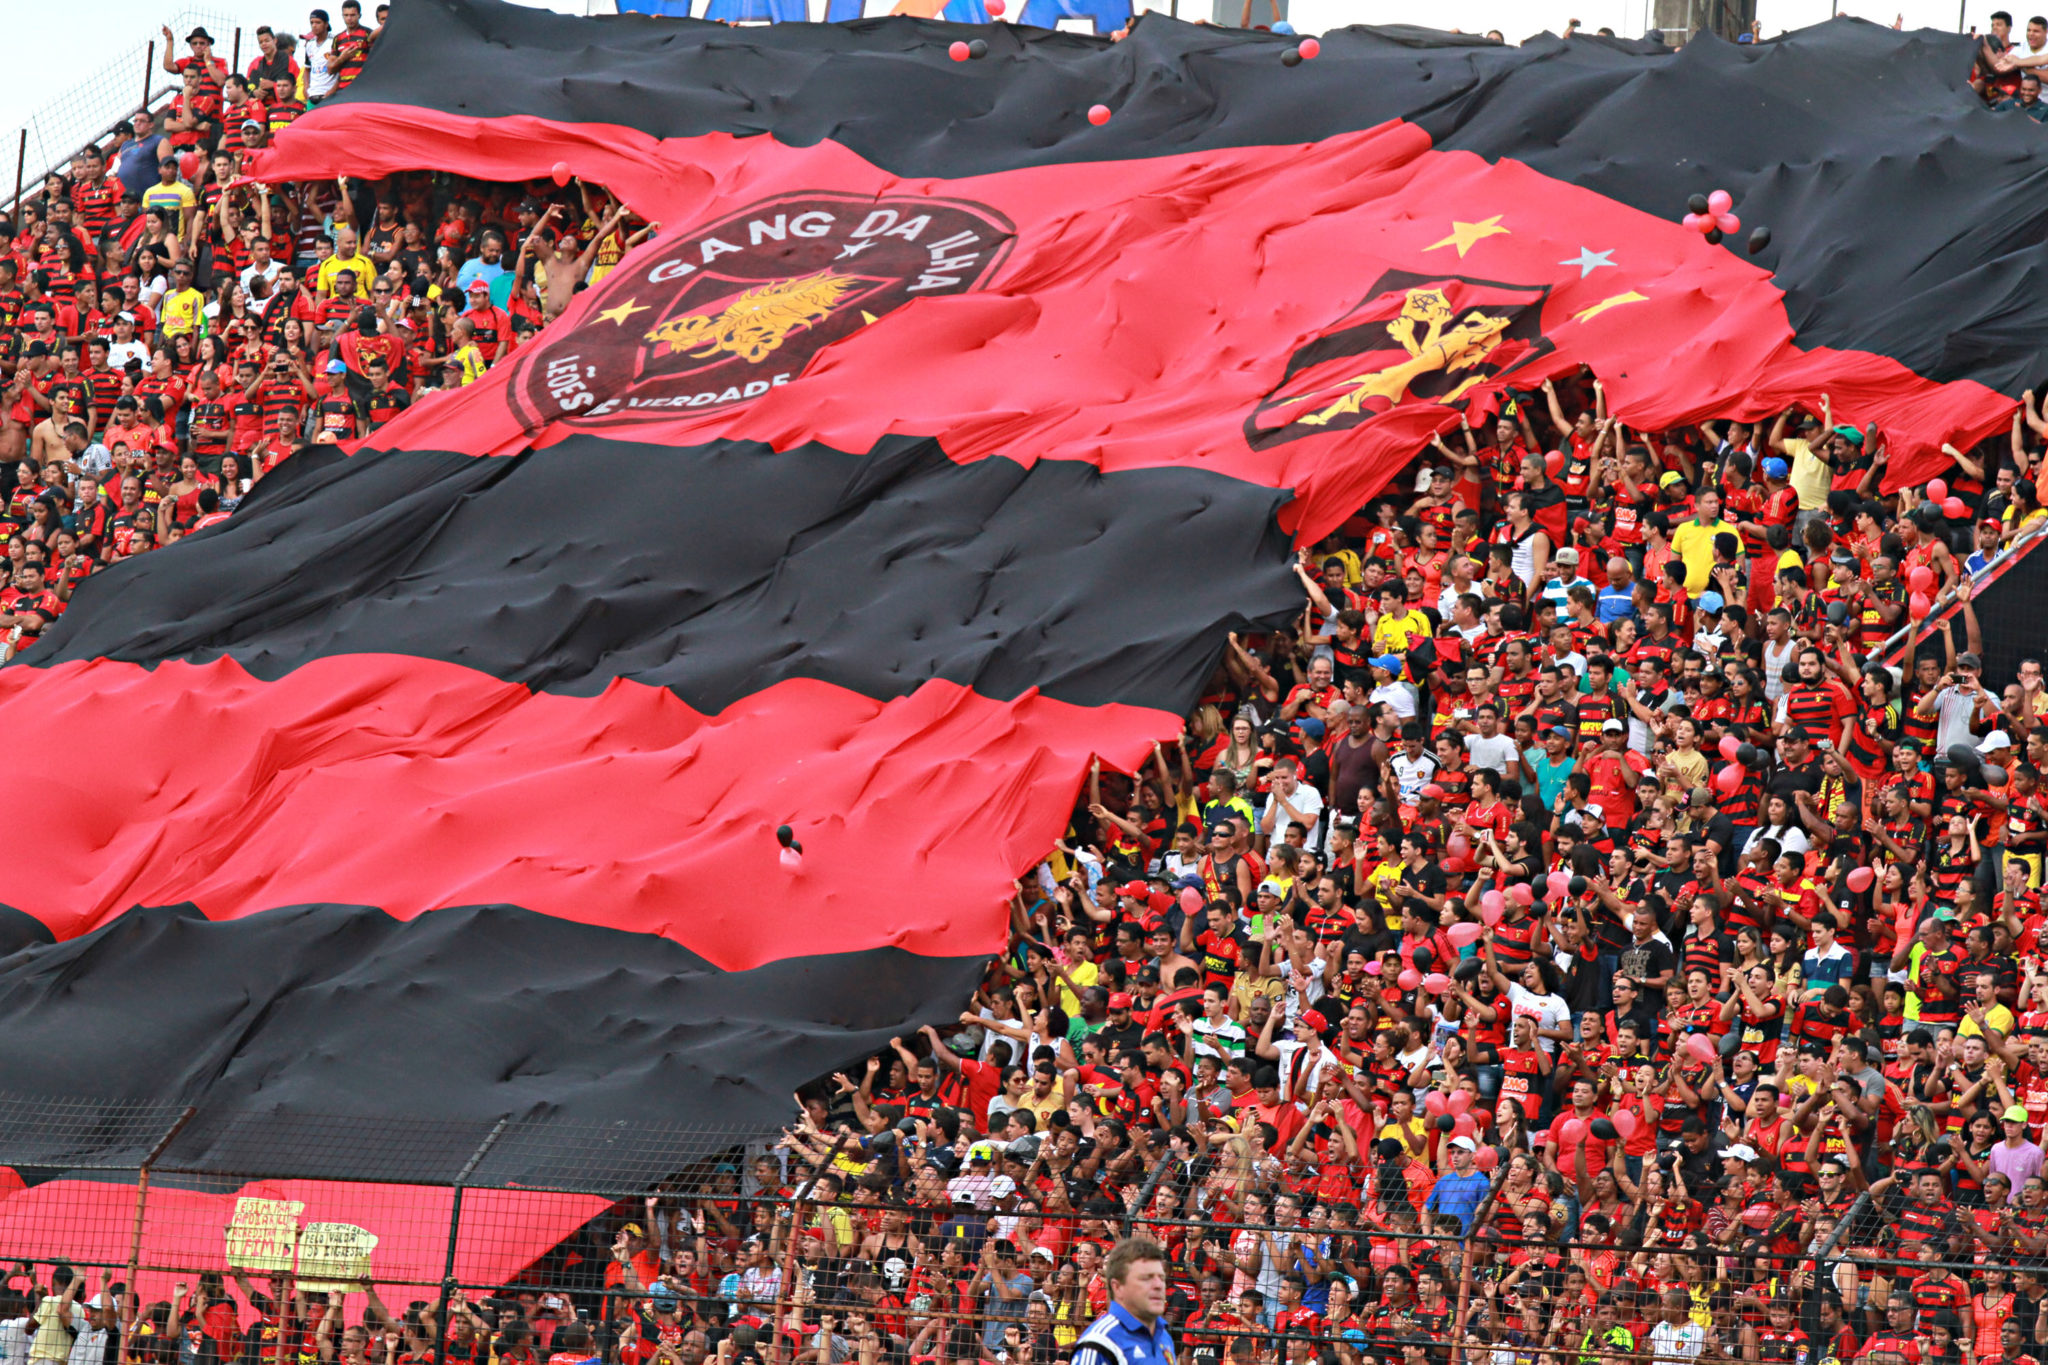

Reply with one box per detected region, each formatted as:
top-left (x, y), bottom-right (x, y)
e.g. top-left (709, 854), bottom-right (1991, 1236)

top-left (0, 656), bottom-right (1172, 966)
top-left (250, 104), bottom-right (2014, 541)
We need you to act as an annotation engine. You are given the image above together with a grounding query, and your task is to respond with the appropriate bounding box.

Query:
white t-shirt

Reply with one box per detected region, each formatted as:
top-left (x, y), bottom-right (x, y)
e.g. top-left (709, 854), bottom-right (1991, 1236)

top-left (1742, 823), bottom-right (1809, 857)
top-left (1279, 956), bottom-right (1327, 1028)
top-left (1506, 982), bottom-right (1570, 1054)
top-left (1390, 751), bottom-right (1439, 806)
top-left (107, 340), bottom-right (149, 371)
top-left (306, 35), bottom-right (341, 99)
top-left (1372, 680), bottom-right (1417, 721)
top-left (1464, 732), bottom-right (1518, 775)
top-left (1647, 1319), bottom-right (1706, 1365)
top-left (1, 1315), bottom-right (30, 1365)
top-left (1263, 784), bottom-right (1324, 857)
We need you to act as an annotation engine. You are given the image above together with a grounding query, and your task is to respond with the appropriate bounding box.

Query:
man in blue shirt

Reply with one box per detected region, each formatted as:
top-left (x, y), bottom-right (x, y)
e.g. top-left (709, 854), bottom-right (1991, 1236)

top-left (1072, 1238), bottom-right (1175, 1365)
top-left (116, 111), bottom-right (168, 201)
top-left (1423, 1137), bottom-right (1493, 1231)
top-left (1595, 556), bottom-right (1637, 626)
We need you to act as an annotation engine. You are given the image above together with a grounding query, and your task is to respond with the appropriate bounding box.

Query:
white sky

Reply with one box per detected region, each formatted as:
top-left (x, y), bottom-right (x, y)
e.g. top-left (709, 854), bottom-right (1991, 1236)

top-left (0, 0), bottom-right (2011, 150)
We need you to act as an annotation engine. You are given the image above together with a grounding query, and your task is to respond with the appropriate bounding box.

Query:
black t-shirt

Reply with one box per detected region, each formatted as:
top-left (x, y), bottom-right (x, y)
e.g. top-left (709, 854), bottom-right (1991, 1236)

top-left (1614, 936), bottom-right (1676, 1011)
top-left (1767, 758), bottom-right (1823, 802)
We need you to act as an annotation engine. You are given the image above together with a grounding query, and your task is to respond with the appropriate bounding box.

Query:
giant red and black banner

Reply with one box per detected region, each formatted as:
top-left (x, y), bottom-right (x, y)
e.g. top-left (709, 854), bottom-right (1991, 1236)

top-left (2, 0), bottom-right (2045, 1161)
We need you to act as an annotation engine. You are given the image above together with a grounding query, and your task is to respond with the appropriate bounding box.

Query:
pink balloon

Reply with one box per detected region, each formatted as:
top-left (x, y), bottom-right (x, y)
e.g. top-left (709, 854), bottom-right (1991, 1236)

top-left (1510, 883), bottom-right (1534, 907)
top-left (1927, 478), bottom-right (1948, 501)
top-left (1087, 103), bottom-right (1112, 125)
top-left (550, 161), bottom-right (572, 186)
top-left (1719, 734), bottom-right (1740, 761)
top-left (1448, 1091), bottom-right (1472, 1116)
top-left (1452, 1113), bottom-right (1477, 1139)
top-left (1685, 1033), bottom-right (1717, 1065)
top-left (1398, 968), bottom-right (1422, 991)
top-left (1846, 866), bottom-right (1875, 893)
top-left (1909, 591), bottom-right (1933, 621)
top-left (949, 40), bottom-right (971, 60)
top-left (1474, 1145), bottom-right (1498, 1172)
top-left (1545, 449), bottom-right (1565, 476)
top-left (1447, 834), bottom-right (1471, 859)
top-left (1178, 887), bottom-right (1205, 914)
top-left (987, 0), bottom-right (1006, 12)
top-left (1447, 922), bottom-right (1482, 949)
top-left (1423, 973), bottom-right (1452, 995)
top-left (1557, 1116), bottom-right (1586, 1145)
top-left (1714, 764), bottom-right (1744, 796)
top-left (1546, 870), bottom-right (1571, 900)
top-left (1370, 1242), bottom-right (1400, 1272)
top-left (1715, 212), bottom-right (1740, 234)
top-left (1611, 1109), bottom-right (1638, 1140)
top-left (1943, 496), bottom-right (1969, 518)
top-left (1707, 189), bottom-right (1733, 215)
top-left (779, 845), bottom-right (803, 871)
top-left (1363, 959), bottom-right (1383, 976)
top-left (1297, 37), bottom-right (1321, 58)
top-left (1682, 212), bottom-right (1707, 232)
top-left (1424, 1091), bottom-right (1448, 1116)
top-left (1907, 564), bottom-right (1934, 593)
top-left (1480, 888), bottom-right (1505, 915)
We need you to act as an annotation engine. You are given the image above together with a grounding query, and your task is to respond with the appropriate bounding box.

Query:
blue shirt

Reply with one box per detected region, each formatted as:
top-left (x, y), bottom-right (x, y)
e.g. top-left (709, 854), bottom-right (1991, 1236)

top-left (1073, 1301), bottom-right (1176, 1365)
top-left (456, 257), bottom-right (507, 303)
top-left (1596, 583), bottom-right (1637, 625)
top-left (1425, 1168), bottom-right (1493, 1231)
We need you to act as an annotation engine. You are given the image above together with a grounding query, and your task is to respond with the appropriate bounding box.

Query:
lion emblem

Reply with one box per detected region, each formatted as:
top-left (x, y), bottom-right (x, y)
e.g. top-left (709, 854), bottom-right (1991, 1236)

top-left (642, 270), bottom-right (860, 365)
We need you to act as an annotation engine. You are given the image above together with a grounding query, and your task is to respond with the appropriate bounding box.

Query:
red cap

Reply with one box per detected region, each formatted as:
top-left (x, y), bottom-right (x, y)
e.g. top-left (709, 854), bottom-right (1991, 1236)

top-left (1420, 784), bottom-right (1446, 800)
top-left (1108, 992), bottom-right (1134, 1010)
top-left (1117, 880), bottom-right (1149, 898)
top-left (1298, 1009), bottom-right (1329, 1034)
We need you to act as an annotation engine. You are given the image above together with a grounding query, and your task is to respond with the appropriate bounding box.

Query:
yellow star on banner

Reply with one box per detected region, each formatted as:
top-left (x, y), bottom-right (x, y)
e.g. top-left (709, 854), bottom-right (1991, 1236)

top-left (1424, 215), bottom-right (1509, 258)
top-left (596, 298), bottom-right (649, 325)
top-left (1573, 290), bottom-right (1649, 323)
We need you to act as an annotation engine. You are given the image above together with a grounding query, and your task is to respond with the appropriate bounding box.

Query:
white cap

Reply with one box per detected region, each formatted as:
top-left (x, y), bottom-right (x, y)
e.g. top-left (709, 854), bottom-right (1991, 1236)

top-left (991, 1175), bottom-right (1017, 1198)
top-left (1449, 1135), bottom-right (1478, 1152)
top-left (1725, 1143), bottom-right (1759, 1163)
top-left (1981, 729), bottom-right (2014, 751)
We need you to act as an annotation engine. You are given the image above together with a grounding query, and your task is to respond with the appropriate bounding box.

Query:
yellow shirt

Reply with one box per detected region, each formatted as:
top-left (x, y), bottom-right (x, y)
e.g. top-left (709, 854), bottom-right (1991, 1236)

top-left (1055, 958), bottom-right (1099, 1016)
top-left (1373, 608), bottom-right (1433, 654)
top-left (316, 251), bottom-right (376, 298)
top-left (158, 286), bottom-right (207, 338)
top-left (451, 344), bottom-right (487, 386)
top-left (141, 180), bottom-right (196, 235)
top-left (1782, 437), bottom-right (1830, 512)
top-left (1669, 516), bottom-right (1740, 595)
top-left (1959, 1002), bottom-right (2015, 1040)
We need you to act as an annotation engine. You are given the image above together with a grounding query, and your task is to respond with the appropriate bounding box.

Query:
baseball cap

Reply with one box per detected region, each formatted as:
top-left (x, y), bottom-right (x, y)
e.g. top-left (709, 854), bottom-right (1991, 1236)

top-left (1555, 547), bottom-right (1580, 565)
top-left (467, 277), bottom-right (491, 292)
top-left (1549, 724), bottom-right (1573, 738)
top-left (1298, 1009), bottom-right (1328, 1034)
top-left (2007, 1105), bottom-right (2031, 1123)
top-left (1257, 879), bottom-right (1286, 898)
top-left (1762, 457), bottom-right (1789, 479)
top-left (1030, 1246), bottom-right (1055, 1262)
top-left (1107, 991), bottom-right (1133, 1010)
top-left (621, 1222), bottom-right (645, 1238)
top-left (1601, 718), bottom-right (1625, 733)
top-left (1724, 1144), bottom-right (1758, 1163)
top-left (1980, 729), bottom-right (2013, 751)
top-left (1934, 905), bottom-right (1959, 921)
top-left (1117, 879), bottom-right (1149, 898)
top-left (1960, 652), bottom-right (1984, 670)
top-left (1369, 654), bottom-right (1403, 673)
top-left (1658, 471), bottom-right (1685, 489)
top-left (1449, 1136), bottom-right (1478, 1152)
top-left (1832, 424), bottom-right (1864, 446)
top-left (1294, 717), bottom-right (1325, 739)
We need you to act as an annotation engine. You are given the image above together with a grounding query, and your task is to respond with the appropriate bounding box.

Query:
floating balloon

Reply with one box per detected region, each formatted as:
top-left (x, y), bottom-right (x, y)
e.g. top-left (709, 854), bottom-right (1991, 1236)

top-left (1707, 189), bottom-right (1733, 215)
top-left (1398, 968), bottom-right (1422, 991)
top-left (1452, 1113), bottom-right (1477, 1139)
top-left (1453, 959), bottom-right (1484, 986)
top-left (1423, 973), bottom-right (1452, 995)
top-left (1411, 944), bottom-right (1434, 971)
top-left (1741, 1204), bottom-right (1775, 1231)
top-left (1544, 449), bottom-right (1564, 476)
top-left (1280, 48), bottom-right (1302, 65)
top-left (1907, 564), bottom-right (1935, 593)
top-left (1747, 225), bottom-right (1771, 254)
top-left (1927, 478), bottom-right (1948, 501)
top-left (776, 823), bottom-right (799, 849)
top-left (1719, 735), bottom-right (1741, 761)
top-left (1943, 496), bottom-right (1969, 518)
top-left (949, 40), bottom-right (971, 59)
top-left (1447, 834), bottom-right (1472, 860)
top-left (1480, 888), bottom-right (1505, 916)
top-left (1448, 1090), bottom-right (1473, 1116)
top-left (1684, 1033), bottom-right (1717, 1065)
top-left (1611, 1109), bottom-right (1638, 1140)
top-left (1682, 212), bottom-right (1709, 233)
top-left (1909, 591), bottom-right (1932, 621)
top-left (1087, 103), bottom-right (1111, 125)
top-left (1179, 887), bottom-right (1205, 915)
top-left (1557, 1116), bottom-right (1586, 1145)
top-left (1370, 1242), bottom-right (1400, 1272)
top-left (1589, 1117), bottom-right (1618, 1141)
top-left (1435, 1113), bottom-right (1456, 1132)
top-left (1474, 1145), bottom-right (1499, 1172)
top-left (1297, 37), bottom-right (1321, 57)
top-left (779, 845), bottom-right (803, 871)
top-left (1509, 883), bottom-right (1534, 907)
top-left (967, 37), bottom-right (988, 56)
top-left (1425, 1091), bottom-right (1448, 1116)
top-left (1825, 599), bottom-right (1850, 626)
top-left (1716, 212), bottom-right (1740, 234)
top-left (550, 162), bottom-right (571, 186)
top-left (1272, 19), bottom-right (1296, 32)
top-left (1687, 193), bottom-right (1710, 214)
top-left (1845, 866), bottom-right (1875, 892)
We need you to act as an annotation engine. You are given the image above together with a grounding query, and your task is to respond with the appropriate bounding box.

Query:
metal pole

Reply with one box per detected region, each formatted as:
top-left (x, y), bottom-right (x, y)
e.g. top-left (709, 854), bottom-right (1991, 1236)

top-left (143, 41), bottom-right (156, 115)
top-left (1447, 1165), bottom-right (1505, 1365)
top-left (10, 131), bottom-right (26, 223)
top-left (432, 1119), bottom-right (509, 1365)
top-left (233, 28), bottom-right (243, 72)
top-left (125, 1107), bottom-right (198, 1321)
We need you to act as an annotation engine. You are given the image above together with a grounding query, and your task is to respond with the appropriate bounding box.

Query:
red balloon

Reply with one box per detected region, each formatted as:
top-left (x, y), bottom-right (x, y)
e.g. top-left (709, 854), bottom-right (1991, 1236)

top-left (1178, 887), bottom-right (1205, 915)
top-left (1447, 834), bottom-right (1471, 859)
top-left (1480, 899), bottom-right (1504, 926)
top-left (1544, 449), bottom-right (1565, 476)
top-left (1713, 764), bottom-right (1744, 796)
top-left (1557, 1116), bottom-right (1586, 1145)
top-left (550, 161), bottom-right (571, 186)
top-left (1907, 564), bottom-right (1935, 593)
top-left (1927, 477), bottom-right (1949, 501)
top-left (949, 40), bottom-right (971, 59)
top-left (1423, 973), bottom-right (1452, 995)
top-left (1297, 37), bottom-right (1321, 58)
top-left (1909, 591), bottom-right (1933, 621)
top-left (1546, 870), bottom-right (1571, 899)
top-left (1719, 734), bottom-right (1740, 761)
top-left (1452, 1113), bottom-right (1477, 1138)
top-left (1715, 212), bottom-right (1740, 234)
top-left (1846, 866), bottom-right (1875, 893)
top-left (1448, 1091), bottom-right (1473, 1116)
top-left (1087, 103), bottom-right (1112, 125)
top-left (1447, 921), bottom-right (1482, 949)
top-left (1943, 496), bottom-right (1969, 518)
top-left (1424, 1091), bottom-right (1448, 1116)
top-left (1363, 960), bottom-right (1383, 976)
top-left (987, 0), bottom-right (1006, 13)
top-left (1707, 189), bottom-right (1733, 215)
top-left (1682, 212), bottom-right (1707, 232)
top-left (1685, 1033), bottom-right (1718, 1065)
top-left (1474, 1145), bottom-right (1499, 1172)
top-left (1473, 1107), bottom-right (1492, 1131)
top-left (1509, 883), bottom-right (1534, 907)
top-left (1611, 1109), bottom-right (1638, 1140)
top-left (1398, 968), bottom-right (1422, 991)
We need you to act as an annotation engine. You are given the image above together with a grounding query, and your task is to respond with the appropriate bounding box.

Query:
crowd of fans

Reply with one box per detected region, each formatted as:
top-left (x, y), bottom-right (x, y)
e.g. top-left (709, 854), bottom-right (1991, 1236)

top-left (10, 8), bottom-right (2048, 1365)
